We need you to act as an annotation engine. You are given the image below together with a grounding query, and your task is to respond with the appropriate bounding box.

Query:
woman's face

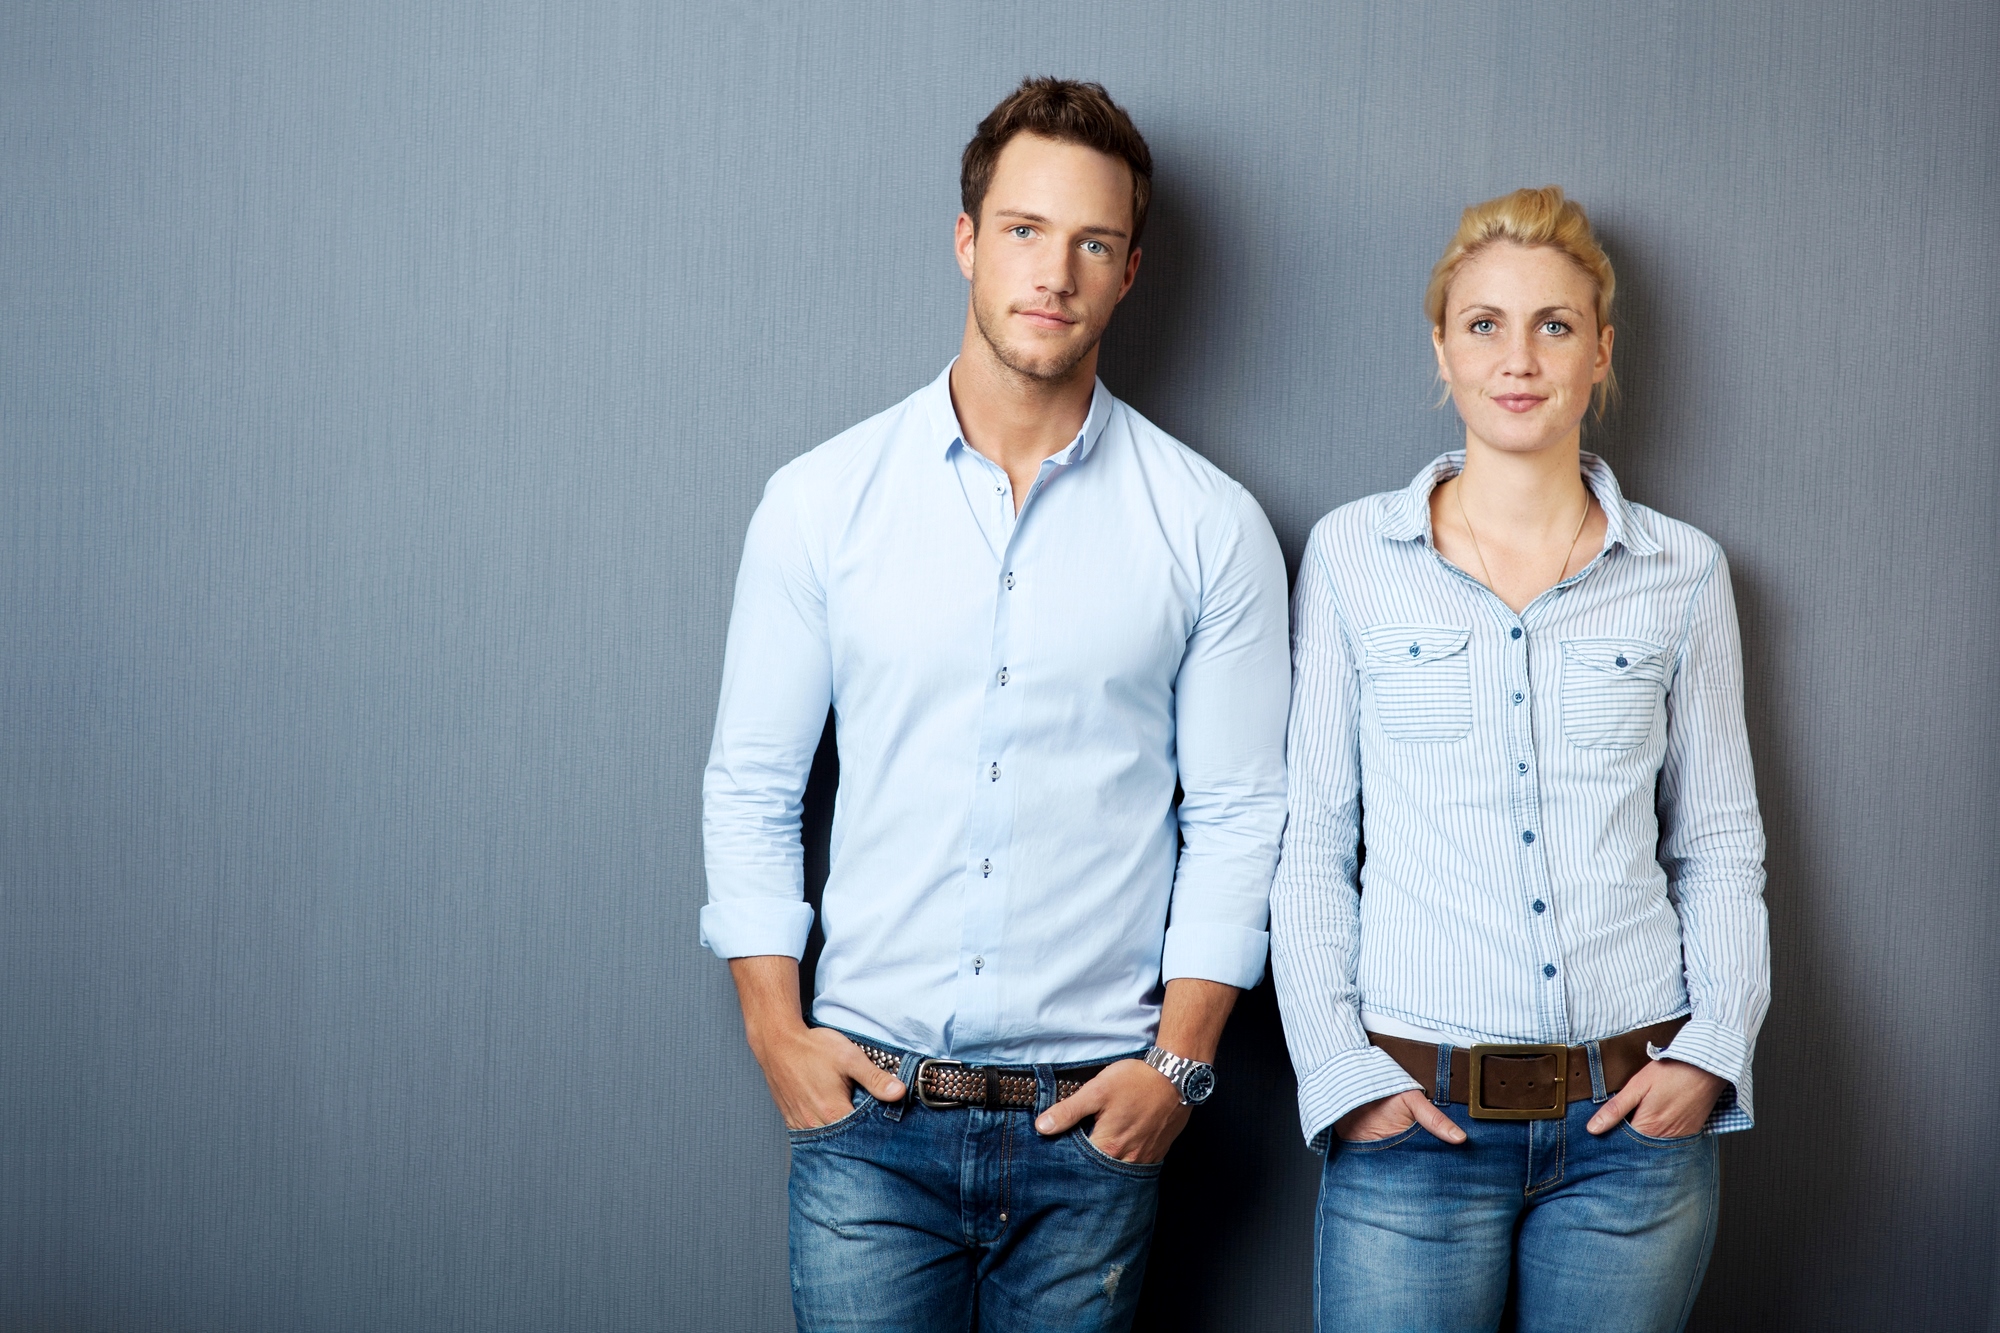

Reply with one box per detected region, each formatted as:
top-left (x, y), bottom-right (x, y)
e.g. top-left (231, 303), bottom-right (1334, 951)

top-left (1432, 241), bottom-right (1613, 456)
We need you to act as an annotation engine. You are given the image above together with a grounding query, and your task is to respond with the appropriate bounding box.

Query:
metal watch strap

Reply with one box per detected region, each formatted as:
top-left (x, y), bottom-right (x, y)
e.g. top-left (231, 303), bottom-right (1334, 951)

top-left (1143, 1046), bottom-right (1215, 1105)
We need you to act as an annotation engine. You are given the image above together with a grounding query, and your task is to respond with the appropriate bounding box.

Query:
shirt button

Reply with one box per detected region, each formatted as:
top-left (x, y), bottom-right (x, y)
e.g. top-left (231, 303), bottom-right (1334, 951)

top-left (973, 955), bottom-right (985, 972)
top-left (1408, 643), bottom-right (1421, 657)
top-left (998, 667), bottom-right (1010, 686)
top-left (1522, 830), bottom-right (1535, 844)
top-left (1510, 627), bottom-right (1522, 640)
top-left (1533, 899), bottom-right (1546, 913)
top-left (1615, 655), bottom-right (1629, 668)
top-left (1004, 572), bottom-right (1016, 590)
top-left (1512, 692), bottom-right (1524, 705)
top-left (981, 858), bottom-right (992, 877)
top-left (1543, 963), bottom-right (1557, 978)
top-left (988, 762), bottom-right (1001, 782)
top-left (1517, 761), bottom-right (1528, 773)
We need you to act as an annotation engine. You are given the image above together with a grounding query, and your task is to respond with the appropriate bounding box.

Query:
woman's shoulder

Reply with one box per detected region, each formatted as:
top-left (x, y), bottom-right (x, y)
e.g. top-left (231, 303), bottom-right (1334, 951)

top-left (1622, 500), bottom-right (1728, 572)
top-left (1304, 487), bottom-right (1415, 561)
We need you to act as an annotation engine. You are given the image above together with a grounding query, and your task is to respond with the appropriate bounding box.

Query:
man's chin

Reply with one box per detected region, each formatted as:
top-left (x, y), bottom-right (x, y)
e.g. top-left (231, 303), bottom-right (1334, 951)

top-left (991, 338), bottom-right (1095, 385)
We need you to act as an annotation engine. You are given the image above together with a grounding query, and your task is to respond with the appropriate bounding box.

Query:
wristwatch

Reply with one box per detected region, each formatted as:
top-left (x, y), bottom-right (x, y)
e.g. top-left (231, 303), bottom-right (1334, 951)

top-left (1143, 1046), bottom-right (1217, 1106)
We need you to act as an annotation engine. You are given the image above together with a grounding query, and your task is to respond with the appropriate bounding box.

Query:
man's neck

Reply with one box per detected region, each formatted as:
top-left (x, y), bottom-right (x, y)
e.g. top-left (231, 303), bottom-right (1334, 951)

top-left (949, 330), bottom-right (1099, 513)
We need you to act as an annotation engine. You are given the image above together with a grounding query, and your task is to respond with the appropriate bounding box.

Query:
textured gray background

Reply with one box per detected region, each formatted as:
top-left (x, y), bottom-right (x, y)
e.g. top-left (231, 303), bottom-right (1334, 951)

top-left (3, 1), bottom-right (1996, 1329)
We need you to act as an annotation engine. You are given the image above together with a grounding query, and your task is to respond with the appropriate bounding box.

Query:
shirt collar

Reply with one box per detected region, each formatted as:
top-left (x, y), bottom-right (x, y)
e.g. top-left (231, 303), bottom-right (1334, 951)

top-left (920, 358), bottom-right (1114, 468)
top-left (1375, 450), bottom-right (1662, 557)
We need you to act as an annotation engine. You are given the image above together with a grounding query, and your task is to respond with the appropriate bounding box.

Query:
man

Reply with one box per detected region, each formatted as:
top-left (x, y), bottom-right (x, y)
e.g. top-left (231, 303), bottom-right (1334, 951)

top-left (700, 78), bottom-right (1290, 1331)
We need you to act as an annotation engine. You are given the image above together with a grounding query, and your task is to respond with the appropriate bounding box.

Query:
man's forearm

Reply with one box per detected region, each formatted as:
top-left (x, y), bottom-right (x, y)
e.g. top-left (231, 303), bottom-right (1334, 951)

top-left (729, 954), bottom-right (809, 1056)
top-left (1155, 977), bottom-right (1240, 1063)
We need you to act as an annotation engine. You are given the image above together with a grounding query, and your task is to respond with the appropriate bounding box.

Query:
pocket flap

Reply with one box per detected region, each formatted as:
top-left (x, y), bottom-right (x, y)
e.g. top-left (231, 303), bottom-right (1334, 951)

top-left (1360, 623), bottom-right (1472, 669)
top-left (1559, 637), bottom-right (1668, 679)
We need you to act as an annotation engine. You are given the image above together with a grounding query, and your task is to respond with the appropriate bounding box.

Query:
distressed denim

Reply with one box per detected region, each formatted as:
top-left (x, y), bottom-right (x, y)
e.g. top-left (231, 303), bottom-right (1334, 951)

top-left (788, 1058), bottom-right (1158, 1333)
top-left (1315, 1098), bottom-right (1719, 1333)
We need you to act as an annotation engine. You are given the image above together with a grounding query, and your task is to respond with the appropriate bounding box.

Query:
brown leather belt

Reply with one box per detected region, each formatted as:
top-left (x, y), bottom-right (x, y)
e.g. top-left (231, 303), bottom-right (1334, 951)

top-left (1368, 1017), bottom-right (1688, 1120)
top-left (857, 1042), bottom-right (1109, 1110)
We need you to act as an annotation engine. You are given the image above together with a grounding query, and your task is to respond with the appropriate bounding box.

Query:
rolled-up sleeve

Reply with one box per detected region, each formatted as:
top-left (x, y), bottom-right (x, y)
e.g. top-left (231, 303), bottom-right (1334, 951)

top-left (1655, 549), bottom-right (1770, 1131)
top-left (1269, 525), bottom-right (1422, 1148)
top-left (1162, 486), bottom-right (1292, 990)
top-left (699, 465), bottom-right (831, 960)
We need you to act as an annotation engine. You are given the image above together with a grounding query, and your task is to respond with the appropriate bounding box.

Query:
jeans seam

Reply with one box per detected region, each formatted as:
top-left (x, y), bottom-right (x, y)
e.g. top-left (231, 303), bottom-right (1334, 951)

top-left (1669, 1137), bottom-right (1720, 1331)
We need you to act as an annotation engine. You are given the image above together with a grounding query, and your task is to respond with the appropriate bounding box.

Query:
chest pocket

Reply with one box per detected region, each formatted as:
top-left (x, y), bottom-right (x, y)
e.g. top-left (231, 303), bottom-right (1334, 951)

top-left (1360, 624), bottom-right (1473, 743)
top-left (1560, 638), bottom-right (1669, 750)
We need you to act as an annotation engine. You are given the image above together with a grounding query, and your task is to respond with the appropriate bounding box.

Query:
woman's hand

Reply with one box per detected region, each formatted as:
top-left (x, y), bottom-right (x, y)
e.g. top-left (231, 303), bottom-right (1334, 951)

top-left (1586, 1058), bottom-right (1724, 1138)
top-left (1334, 1089), bottom-right (1466, 1144)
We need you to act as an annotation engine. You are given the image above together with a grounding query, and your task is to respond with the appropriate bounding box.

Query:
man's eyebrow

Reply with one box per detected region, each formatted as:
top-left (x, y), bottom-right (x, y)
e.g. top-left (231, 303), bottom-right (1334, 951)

top-left (991, 209), bottom-right (1129, 240)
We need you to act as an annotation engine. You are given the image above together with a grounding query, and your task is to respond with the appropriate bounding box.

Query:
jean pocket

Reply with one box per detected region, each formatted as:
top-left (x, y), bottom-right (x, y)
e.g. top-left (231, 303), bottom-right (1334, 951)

top-left (1068, 1127), bottom-right (1166, 1179)
top-left (1336, 1121), bottom-right (1425, 1154)
top-left (1618, 1119), bottom-right (1706, 1148)
top-left (786, 1091), bottom-right (877, 1146)
top-left (1559, 637), bottom-right (1668, 751)
top-left (1361, 624), bottom-right (1473, 743)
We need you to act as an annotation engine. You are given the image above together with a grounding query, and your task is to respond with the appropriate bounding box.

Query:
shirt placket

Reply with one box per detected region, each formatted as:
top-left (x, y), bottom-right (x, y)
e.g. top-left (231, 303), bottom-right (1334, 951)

top-left (1507, 610), bottom-right (1570, 1046)
top-left (952, 453), bottom-right (1064, 1054)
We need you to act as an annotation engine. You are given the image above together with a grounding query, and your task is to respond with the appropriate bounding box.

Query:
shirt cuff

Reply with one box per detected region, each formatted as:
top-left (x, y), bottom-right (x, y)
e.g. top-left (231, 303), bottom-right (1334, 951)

top-left (1294, 1045), bottom-right (1424, 1151)
top-left (1659, 1017), bottom-right (1756, 1130)
top-left (1160, 922), bottom-right (1269, 990)
top-left (699, 899), bottom-right (816, 960)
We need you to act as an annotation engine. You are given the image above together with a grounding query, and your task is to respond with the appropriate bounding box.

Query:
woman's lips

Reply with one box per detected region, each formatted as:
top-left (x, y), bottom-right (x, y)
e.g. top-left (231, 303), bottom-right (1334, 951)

top-left (1493, 394), bottom-right (1546, 412)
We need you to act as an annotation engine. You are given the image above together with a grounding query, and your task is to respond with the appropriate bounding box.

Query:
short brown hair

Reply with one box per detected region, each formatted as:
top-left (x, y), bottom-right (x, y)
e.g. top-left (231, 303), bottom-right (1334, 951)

top-left (960, 78), bottom-right (1153, 246)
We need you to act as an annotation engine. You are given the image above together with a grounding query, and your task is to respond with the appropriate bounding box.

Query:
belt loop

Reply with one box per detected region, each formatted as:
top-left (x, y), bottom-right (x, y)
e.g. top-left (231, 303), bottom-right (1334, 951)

top-left (1034, 1065), bottom-right (1057, 1117)
top-left (1585, 1041), bottom-right (1608, 1103)
top-left (1433, 1043), bottom-right (1453, 1106)
top-left (884, 1052), bottom-right (920, 1122)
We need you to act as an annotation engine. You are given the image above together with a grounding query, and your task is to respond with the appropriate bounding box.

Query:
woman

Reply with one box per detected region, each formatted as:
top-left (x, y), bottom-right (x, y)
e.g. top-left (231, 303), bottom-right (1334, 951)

top-left (1270, 188), bottom-right (1769, 1331)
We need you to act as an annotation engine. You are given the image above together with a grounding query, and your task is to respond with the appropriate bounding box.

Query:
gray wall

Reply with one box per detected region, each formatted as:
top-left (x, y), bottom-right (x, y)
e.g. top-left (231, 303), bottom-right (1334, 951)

top-left (3, 2), bottom-right (1995, 1329)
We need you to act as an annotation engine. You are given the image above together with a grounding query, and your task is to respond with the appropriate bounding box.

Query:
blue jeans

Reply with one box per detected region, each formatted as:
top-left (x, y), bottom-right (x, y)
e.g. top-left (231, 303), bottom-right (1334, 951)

top-left (1315, 1099), bottom-right (1719, 1333)
top-left (788, 1055), bottom-right (1159, 1333)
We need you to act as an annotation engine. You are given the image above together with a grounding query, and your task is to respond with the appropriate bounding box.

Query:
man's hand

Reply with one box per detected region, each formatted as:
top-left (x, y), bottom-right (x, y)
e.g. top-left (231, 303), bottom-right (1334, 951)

top-left (1031, 976), bottom-right (1240, 1164)
top-left (1586, 1058), bottom-right (1723, 1138)
top-left (1033, 1058), bottom-right (1188, 1162)
top-left (1334, 1089), bottom-right (1467, 1144)
top-left (729, 956), bottom-right (905, 1130)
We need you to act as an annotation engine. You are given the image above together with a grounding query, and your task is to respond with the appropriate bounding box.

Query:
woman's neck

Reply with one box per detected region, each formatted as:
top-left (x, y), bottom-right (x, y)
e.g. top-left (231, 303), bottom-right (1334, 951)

top-left (1453, 430), bottom-right (1589, 540)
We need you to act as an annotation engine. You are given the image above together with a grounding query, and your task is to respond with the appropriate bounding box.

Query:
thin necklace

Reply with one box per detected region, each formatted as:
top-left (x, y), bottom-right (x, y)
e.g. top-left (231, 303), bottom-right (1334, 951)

top-left (1453, 475), bottom-right (1592, 601)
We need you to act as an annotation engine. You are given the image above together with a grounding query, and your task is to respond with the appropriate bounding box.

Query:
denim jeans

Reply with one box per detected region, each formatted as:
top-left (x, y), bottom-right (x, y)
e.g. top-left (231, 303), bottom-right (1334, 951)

top-left (1315, 1098), bottom-right (1719, 1333)
top-left (788, 1054), bottom-right (1159, 1333)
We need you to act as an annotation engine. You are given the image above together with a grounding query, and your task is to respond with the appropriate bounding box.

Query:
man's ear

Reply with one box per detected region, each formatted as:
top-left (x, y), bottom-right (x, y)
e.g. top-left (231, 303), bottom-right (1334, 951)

top-left (954, 212), bottom-right (978, 281)
top-left (1116, 246), bottom-right (1142, 303)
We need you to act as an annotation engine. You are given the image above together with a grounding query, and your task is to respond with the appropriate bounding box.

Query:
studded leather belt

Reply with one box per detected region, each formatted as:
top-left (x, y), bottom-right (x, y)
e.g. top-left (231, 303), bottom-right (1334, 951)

top-left (856, 1042), bottom-right (1111, 1110)
top-left (1367, 1017), bottom-right (1689, 1120)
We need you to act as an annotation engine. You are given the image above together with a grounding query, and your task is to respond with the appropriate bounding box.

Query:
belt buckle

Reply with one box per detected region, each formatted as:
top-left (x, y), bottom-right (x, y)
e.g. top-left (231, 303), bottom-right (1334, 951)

top-left (1467, 1043), bottom-right (1569, 1120)
top-left (914, 1058), bottom-right (966, 1109)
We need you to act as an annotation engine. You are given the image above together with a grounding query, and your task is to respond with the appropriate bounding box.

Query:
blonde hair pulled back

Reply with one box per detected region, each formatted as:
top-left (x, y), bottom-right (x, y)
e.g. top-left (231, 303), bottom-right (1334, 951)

top-left (1425, 186), bottom-right (1618, 415)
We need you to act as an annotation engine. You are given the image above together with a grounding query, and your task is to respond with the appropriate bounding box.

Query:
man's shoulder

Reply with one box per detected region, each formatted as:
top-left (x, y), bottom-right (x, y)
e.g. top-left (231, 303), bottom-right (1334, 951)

top-left (765, 381), bottom-right (935, 504)
top-left (1102, 394), bottom-right (1258, 517)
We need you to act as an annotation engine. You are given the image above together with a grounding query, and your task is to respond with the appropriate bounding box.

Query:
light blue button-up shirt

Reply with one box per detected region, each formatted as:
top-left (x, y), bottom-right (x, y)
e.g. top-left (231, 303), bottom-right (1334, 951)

top-left (701, 365), bottom-right (1291, 1064)
top-left (1271, 453), bottom-right (1769, 1146)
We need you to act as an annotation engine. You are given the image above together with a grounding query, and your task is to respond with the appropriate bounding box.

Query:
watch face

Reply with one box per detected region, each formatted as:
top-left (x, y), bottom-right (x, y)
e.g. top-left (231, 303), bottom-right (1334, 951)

top-left (1182, 1064), bottom-right (1216, 1105)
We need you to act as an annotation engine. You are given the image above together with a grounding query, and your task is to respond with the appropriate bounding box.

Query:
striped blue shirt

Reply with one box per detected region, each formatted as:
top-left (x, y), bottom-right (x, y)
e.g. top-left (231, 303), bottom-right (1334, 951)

top-left (1270, 452), bottom-right (1769, 1147)
top-left (701, 365), bottom-right (1291, 1064)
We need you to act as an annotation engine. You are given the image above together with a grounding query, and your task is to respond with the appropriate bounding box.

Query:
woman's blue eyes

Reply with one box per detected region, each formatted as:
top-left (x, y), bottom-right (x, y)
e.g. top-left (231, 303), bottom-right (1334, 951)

top-left (1467, 318), bottom-right (1572, 335)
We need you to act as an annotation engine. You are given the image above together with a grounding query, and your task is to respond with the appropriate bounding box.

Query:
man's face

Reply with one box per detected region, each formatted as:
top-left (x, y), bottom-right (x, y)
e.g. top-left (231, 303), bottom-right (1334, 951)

top-left (955, 133), bottom-right (1142, 384)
